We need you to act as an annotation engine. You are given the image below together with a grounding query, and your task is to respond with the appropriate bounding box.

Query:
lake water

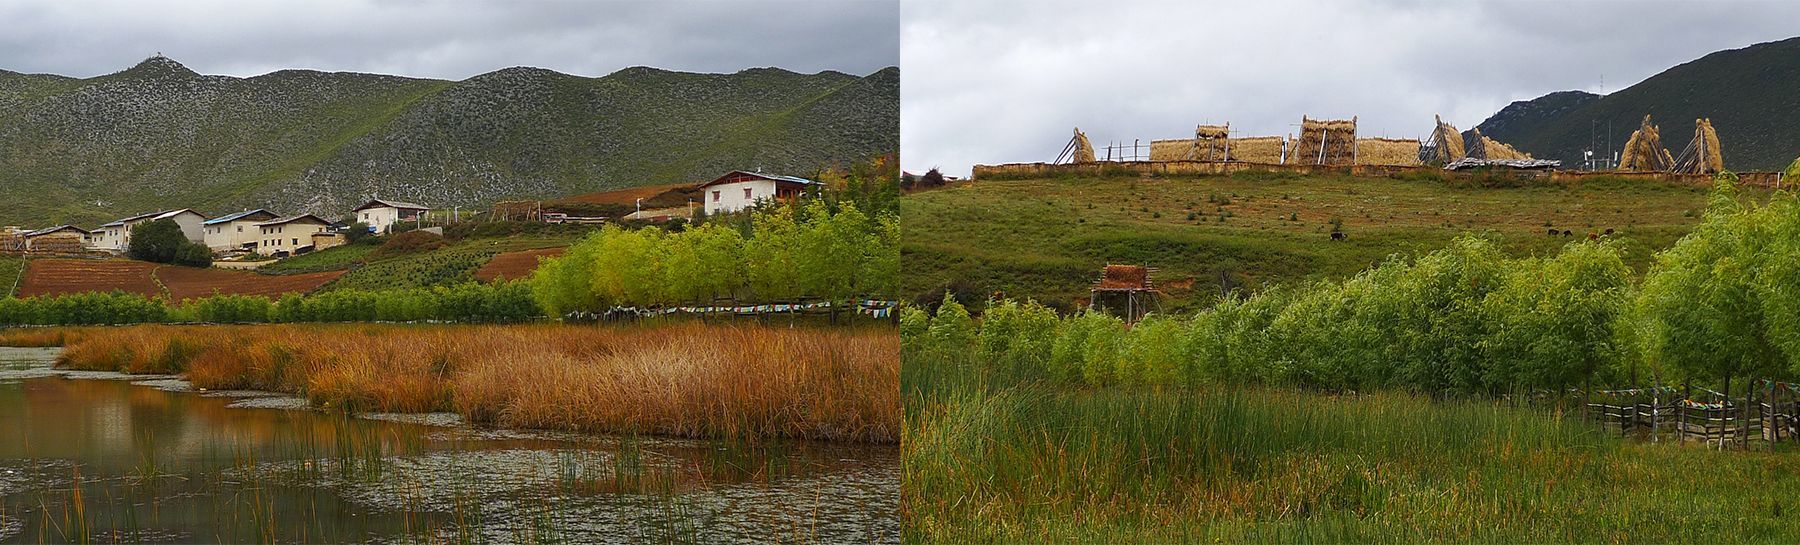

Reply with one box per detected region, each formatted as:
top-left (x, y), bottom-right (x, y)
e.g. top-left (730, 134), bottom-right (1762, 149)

top-left (0, 347), bottom-right (899, 543)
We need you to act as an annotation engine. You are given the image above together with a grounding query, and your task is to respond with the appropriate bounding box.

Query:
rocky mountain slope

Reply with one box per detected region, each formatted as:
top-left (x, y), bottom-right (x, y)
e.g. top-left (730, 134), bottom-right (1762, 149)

top-left (0, 57), bottom-right (898, 226)
top-left (1472, 36), bottom-right (1800, 171)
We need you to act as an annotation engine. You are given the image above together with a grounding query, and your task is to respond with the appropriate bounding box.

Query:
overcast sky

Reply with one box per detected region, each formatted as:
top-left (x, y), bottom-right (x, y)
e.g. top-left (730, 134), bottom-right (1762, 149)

top-left (0, 0), bottom-right (897, 79)
top-left (902, 0), bottom-right (1800, 176)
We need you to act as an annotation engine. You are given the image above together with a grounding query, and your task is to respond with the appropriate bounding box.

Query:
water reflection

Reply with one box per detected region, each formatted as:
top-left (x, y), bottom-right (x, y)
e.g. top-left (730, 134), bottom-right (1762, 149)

top-left (0, 347), bottom-right (899, 543)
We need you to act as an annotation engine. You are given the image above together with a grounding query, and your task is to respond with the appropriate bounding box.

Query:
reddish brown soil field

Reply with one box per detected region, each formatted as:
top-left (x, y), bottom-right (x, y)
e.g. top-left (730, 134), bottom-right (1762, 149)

top-left (157, 267), bottom-right (344, 302)
top-left (17, 258), bottom-right (343, 301)
top-left (474, 248), bottom-right (565, 283)
top-left (16, 259), bottom-right (161, 298)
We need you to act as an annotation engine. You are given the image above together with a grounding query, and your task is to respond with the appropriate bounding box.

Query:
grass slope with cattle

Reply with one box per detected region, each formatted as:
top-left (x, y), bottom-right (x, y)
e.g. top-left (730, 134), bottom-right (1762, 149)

top-left (903, 170), bottom-right (1763, 312)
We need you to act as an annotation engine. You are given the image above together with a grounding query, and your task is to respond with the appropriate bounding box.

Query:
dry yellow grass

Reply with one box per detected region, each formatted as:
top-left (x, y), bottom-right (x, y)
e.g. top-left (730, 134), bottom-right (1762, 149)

top-left (35, 323), bottom-right (899, 443)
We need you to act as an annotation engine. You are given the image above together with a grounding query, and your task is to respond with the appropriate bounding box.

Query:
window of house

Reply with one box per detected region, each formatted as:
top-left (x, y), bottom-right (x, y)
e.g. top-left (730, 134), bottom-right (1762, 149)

top-left (291, 238), bottom-right (298, 245)
top-left (712, 190), bottom-right (720, 202)
top-left (744, 188), bottom-right (753, 199)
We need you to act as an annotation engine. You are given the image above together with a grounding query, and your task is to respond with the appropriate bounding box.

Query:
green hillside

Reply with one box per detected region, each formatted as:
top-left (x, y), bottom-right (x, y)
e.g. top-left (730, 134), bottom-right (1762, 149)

top-left (0, 57), bottom-right (898, 227)
top-left (1475, 36), bottom-right (1800, 171)
top-left (903, 172), bottom-right (1764, 313)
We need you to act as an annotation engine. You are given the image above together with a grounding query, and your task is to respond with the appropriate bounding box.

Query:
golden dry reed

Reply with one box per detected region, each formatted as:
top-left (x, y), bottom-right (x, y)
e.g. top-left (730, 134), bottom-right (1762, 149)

top-left (27, 323), bottom-right (898, 443)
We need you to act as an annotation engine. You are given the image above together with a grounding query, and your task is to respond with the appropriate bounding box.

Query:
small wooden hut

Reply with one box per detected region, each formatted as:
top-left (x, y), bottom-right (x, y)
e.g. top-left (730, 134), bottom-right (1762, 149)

top-left (1089, 264), bottom-right (1160, 323)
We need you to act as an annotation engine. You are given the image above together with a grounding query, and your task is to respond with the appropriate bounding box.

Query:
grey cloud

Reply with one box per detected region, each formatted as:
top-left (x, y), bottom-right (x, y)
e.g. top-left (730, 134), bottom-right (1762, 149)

top-left (0, 0), bottom-right (897, 79)
top-left (902, 0), bottom-right (1800, 176)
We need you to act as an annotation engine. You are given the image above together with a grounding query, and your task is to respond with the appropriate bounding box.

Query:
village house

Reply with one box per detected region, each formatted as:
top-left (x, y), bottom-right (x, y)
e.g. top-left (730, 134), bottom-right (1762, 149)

top-left (202, 209), bottom-right (279, 253)
top-left (698, 170), bottom-right (816, 215)
top-left (255, 214), bottom-right (332, 257)
top-left (90, 209), bottom-right (207, 252)
top-left (351, 199), bottom-right (431, 235)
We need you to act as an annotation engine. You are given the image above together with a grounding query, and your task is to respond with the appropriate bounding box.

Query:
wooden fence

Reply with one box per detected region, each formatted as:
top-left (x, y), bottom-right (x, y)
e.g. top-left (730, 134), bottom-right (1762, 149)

top-left (1582, 382), bottom-right (1800, 450)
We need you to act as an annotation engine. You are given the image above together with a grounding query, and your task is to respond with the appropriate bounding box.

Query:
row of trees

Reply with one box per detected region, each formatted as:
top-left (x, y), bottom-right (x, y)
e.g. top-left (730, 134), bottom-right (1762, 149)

top-left (0, 282), bottom-right (538, 326)
top-left (906, 174), bottom-right (1800, 397)
top-left (529, 200), bottom-right (899, 318)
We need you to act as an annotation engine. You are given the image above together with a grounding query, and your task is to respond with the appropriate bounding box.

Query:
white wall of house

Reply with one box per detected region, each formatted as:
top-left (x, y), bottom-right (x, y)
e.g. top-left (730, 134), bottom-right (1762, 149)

top-left (704, 180), bottom-right (780, 215)
top-left (165, 211), bottom-right (205, 243)
top-left (356, 206), bottom-right (425, 234)
top-left (256, 220), bottom-right (329, 256)
top-left (203, 220), bottom-right (268, 252)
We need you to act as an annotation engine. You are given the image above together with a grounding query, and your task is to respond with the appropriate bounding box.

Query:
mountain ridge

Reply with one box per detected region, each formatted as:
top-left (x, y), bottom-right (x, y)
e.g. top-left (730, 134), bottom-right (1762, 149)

top-left (1472, 36), bottom-right (1800, 171)
top-left (0, 56), bottom-right (898, 226)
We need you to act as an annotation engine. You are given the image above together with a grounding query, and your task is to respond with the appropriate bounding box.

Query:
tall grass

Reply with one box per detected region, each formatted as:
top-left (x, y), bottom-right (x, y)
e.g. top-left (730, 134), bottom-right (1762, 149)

top-left (42, 323), bottom-right (898, 443)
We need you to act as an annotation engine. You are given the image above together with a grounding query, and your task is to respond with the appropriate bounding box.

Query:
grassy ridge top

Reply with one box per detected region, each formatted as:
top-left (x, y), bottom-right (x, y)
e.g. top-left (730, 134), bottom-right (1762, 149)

top-left (0, 57), bottom-right (898, 227)
top-left (903, 172), bottom-right (1750, 312)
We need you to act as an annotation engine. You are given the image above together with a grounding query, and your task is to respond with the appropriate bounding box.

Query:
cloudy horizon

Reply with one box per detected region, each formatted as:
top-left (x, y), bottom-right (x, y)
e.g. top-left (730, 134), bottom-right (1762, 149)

top-left (902, 1), bottom-right (1800, 176)
top-left (0, 0), bottom-right (897, 81)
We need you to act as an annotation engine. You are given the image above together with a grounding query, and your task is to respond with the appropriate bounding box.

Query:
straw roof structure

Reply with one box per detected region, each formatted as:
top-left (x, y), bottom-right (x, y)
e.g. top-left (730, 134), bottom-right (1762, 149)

top-left (1423, 115), bottom-right (1467, 165)
top-left (1464, 128), bottom-right (1531, 161)
top-left (1671, 118), bottom-right (1724, 174)
top-left (1094, 264), bottom-right (1153, 291)
top-left (1354, 138), bottom-right (1423, 166)
top-left (1291, 116), bottom-right (1357, 165)
top-left (1619, 115), bottom-right (1675, 172)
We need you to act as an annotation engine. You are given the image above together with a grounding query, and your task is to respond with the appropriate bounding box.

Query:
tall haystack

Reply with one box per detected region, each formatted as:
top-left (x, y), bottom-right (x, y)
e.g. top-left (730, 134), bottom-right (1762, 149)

top-left (1423, 115), bottom-right (1466, 164)
top-left (1354, 138), bottom-right (1423, 166)
top-left (1671, 118), bottom-right (1724, 174)
top-left (1464, 128), bottom-right (1531, 161)
top-left (1618, 115), bottom-right (1675, 172)
top-left (1056, 127), bottom-right (1098, 164)
top-left (1186, 124), bottom-right (1231, 161)
top-left (1290, 116), bottom-right (1357, 165)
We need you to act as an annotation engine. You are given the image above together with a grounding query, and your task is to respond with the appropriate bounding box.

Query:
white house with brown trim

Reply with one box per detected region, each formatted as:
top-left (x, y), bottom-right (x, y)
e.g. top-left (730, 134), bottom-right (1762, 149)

top-left (697, 171), bottom-right (816, 215)
top-left (351, 199), bottom-right (431, 235)
top-left (255, 214), bottom-right (331, 257)
top-left (90, 209), bottom-right (206, 252)
top-left (202, 209), bottom-right (279, 252)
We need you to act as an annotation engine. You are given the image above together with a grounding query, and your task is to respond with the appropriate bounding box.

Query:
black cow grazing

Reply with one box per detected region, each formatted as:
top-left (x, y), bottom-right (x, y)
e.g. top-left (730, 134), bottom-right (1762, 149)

top-left (1562, 230), bottom-right (1573, 237)
top-left (1604, 228), bottom-right (1615, 236)
top-left (1330, 232), bottom-right (1348, 241)
top-left (1547, 228), bottom-right (1560, 236)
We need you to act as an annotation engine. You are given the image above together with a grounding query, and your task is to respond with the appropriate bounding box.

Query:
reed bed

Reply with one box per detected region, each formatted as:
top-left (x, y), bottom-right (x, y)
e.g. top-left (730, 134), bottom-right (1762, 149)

top-left (34, 323), bottom-right (898, 443)
top-left (904, 382), bottom-right (1800, 543)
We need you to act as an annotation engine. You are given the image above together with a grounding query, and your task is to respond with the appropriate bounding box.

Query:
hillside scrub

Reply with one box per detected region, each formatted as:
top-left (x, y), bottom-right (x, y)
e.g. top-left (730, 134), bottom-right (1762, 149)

top-left (0, 282), bottom-right (539, 325)
top-left (907, 173), bottom-right (1800, 395)
top-left (26, 323), bottom-right (898, 443)
top-left (529, 199), bottom-right (900, 317)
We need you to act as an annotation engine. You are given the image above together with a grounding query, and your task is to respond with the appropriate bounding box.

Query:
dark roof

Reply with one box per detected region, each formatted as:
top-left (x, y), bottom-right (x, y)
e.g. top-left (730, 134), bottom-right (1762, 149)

top-left (351, 199), bottom-right (431, 212)
top-left (204, 209), bottom-right (278, 225)
top-left (697, 170), bottom-right (817, 189)
top-left (255, 214), bottom-right (331, 227)
top-left (22, 225), bottom-right (88, 237)
top-left (100, 210), bottom-right (168, 227)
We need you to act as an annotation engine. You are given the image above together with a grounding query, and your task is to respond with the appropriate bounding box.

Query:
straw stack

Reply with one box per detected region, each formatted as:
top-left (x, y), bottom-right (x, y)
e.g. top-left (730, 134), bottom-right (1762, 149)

top-left (1464, 128), bottom-right (1531, 161)
top-left (1619, 115), bottom-right (1674, 171)
top-left (1227, 136), bottom-right (1287, 164)
top-left (1074, 127), bottom-right (1097, 163)
top-left (1425, 115), bottom-right (1466, 164)
top-left (1354, 138), bottom-right (1423, 166)
top-left (1149, 139), bottom-right (1191, 161)
top-left (1671, 118), bottom-right (1724, 174)
top-left (1291, 116), bottom-right (1357, 165)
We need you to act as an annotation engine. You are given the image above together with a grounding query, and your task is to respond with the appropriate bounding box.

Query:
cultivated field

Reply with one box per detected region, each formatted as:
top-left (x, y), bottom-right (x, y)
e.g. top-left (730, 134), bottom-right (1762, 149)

top-left (16, 258), bottom-right (342, 300)
top-left (473, 247), bottom-right (565, 282)
top-left (902, 172), bottom-right (1760, 310)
